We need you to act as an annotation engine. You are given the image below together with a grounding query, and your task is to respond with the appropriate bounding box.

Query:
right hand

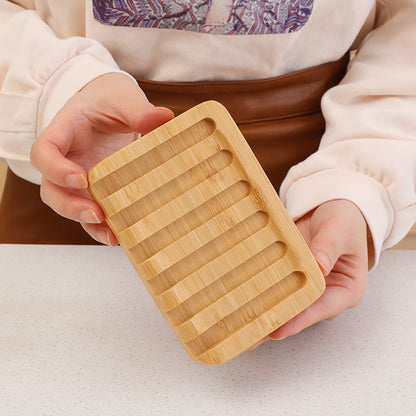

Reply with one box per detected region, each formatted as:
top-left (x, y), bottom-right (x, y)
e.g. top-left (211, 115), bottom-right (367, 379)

top-left (269, 200), bottom-right (369, 340)
top-left (30, 72), bottom-right (174, 245)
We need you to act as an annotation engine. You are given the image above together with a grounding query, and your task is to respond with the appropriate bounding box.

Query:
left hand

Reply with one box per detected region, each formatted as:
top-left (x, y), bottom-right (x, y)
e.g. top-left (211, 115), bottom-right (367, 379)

top-left (269, 199), bottom-right (370, 340)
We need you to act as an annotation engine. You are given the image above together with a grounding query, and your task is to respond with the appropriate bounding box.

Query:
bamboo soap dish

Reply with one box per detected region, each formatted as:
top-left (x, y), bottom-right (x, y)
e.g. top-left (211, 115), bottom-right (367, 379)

top-left (88, 101), bottom-right (325, 365)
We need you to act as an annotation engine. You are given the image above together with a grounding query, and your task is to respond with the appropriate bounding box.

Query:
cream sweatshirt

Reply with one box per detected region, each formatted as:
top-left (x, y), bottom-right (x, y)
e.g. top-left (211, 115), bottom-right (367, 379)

top-left (0, 0), bottom-right (416, 266)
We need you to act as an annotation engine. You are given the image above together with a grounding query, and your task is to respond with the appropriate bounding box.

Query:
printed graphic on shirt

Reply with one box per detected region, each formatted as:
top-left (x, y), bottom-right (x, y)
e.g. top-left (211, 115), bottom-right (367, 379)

top-left (93, 0), bottom-right (314, 35)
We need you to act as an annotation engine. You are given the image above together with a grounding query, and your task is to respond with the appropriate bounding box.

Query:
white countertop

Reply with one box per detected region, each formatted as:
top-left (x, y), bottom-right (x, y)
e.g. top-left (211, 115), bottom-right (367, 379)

top-left (1, 245), bottom-right (415, 415)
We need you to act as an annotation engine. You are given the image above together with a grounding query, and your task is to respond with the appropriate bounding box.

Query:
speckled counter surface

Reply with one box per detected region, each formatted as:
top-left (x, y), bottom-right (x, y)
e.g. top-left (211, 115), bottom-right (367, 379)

top-left (1, 245), bottom-right (415, 415)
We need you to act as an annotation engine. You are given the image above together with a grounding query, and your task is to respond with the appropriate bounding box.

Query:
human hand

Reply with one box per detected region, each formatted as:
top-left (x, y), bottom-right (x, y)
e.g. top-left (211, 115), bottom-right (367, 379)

top-left (30, 73), bottom-right (174, 245)
top-left (268, 199), bottom-right (370, 341)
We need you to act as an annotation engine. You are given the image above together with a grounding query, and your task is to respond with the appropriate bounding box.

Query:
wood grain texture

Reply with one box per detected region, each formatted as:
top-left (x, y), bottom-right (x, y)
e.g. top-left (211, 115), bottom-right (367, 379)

top-left (88, 101), bottom-right (325, 365)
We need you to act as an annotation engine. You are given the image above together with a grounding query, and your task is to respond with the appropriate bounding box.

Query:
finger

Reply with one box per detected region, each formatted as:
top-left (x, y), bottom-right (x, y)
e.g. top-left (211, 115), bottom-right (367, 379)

top-left (40, 178), bottom-right (104, 223)
top-left (305, 201), bottom-right (368, 276)
top-left (308, 221), bottom-right (350, 276)
top-left (81, 223), bottom-right (119, 246)
top-left (127, 106), bottom-right (174, 135)
top-left (82, 96), bottom-right (173, 135)
top-left (31, 122), bottom-right (88, 190)
top-left (78, 72), bottom-right (174, 134)
top-left (269, 284), bottom-right (352, 340)
top-left (31, 107), bottom-right (173, 190)
top-left (109, 75), bottom-right (175, 134)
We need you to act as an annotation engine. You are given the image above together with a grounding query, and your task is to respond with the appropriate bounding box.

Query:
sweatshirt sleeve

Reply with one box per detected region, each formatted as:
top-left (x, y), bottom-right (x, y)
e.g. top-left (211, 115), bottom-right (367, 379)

top-left (0, 1), bottom-right (133, 184)
top-left (280, 0), bottom-right (416, 268)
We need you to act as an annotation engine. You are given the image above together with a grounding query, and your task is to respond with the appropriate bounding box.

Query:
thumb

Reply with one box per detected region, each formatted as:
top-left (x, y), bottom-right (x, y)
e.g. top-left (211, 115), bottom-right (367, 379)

top-left (78, 72), bottom-right (175, 135)
top-left (308, 221), bottom-right (345, 276)
top-left (134, 106), bottom-right (175, 136)
top-left (114, 79), bottom-right (174, 134)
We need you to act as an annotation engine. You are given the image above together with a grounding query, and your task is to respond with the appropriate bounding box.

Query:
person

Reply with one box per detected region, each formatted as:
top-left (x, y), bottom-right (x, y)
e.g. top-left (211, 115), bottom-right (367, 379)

top-left (0, 0), bottom-right (415, 343)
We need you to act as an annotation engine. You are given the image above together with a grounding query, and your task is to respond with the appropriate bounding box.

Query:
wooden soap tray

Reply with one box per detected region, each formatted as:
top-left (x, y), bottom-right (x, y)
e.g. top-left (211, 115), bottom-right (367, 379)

top-left (88, 101), bottom-right (325, 365)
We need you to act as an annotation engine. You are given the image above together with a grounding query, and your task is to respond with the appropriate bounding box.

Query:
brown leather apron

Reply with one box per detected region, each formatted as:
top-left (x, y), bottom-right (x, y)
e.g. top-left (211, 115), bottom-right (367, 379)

top-left (0, 54), bottom-right (349, 244)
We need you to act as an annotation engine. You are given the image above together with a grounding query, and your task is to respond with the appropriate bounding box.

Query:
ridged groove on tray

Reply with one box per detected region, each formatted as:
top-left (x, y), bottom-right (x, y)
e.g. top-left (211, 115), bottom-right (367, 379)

top-left (136, 196), bottom-right (263, 279)
top-left (89, 117), bottom-right (216, 199)
top-left (175, 258), bottom-right (297, 342)
top-left (185, 271), bottom-right (307, 357)
top-left (107, 149), bottom-right (233, 231)
top-left (128, 180), bottom-right (251, 263)
top-left (100, 141), bottom-right (231, 218)
top-left (165, 241), bottom-right (287, 325)
top-left (144, 211), bottom-right (269, 293)
top-left (119, 164), bottom-right (246, 248)
top-left (155, 226), bottom-right (281, 310)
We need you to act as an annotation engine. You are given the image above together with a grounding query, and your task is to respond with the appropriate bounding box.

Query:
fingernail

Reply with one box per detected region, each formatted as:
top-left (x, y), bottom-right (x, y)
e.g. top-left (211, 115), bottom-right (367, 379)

top-left (315, 251), bottom-right (330, 275)
top-left (152, 107), bottom-right (174, 116)
top-left (80, 209), bottom-right (101, 224)
top-left (269, 333), bottom-right (287, 340)
top-left (66, 173), bottom-right (88, 189)
top-left (97, 230), bottom-right (111, 246)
